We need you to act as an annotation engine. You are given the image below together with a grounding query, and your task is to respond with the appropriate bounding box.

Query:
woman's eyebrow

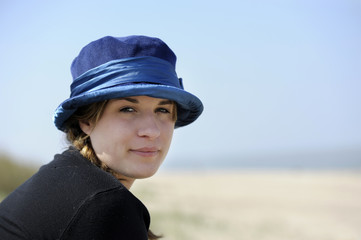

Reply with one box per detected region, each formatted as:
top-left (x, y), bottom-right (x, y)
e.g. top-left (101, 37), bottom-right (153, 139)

top-left (158, 100), bottom-right (173, 105)
top-left (119, 98), bottom-right (173, 105)
top-left (121, 97), bottom-right (138, 103)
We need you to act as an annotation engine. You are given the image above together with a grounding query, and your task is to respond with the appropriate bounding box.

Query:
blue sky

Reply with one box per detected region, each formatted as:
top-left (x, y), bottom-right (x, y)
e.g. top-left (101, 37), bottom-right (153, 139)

top-left (0, 0), bottom-right (360, 167)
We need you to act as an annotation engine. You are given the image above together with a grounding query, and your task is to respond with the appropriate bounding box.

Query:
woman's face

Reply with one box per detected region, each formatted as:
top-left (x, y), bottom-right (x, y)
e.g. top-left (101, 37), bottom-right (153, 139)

top-left (80, 96), bottom-right (175, 186)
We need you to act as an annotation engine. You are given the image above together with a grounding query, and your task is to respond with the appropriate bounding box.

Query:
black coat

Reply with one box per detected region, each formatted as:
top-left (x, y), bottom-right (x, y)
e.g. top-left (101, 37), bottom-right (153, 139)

top-left (0, 148), bottom-right (150, 240)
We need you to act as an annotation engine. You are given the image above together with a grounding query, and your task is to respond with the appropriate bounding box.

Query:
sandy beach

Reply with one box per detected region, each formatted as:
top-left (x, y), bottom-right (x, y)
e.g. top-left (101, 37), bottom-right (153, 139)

top-left (131, 170), bottom-right (361, 240)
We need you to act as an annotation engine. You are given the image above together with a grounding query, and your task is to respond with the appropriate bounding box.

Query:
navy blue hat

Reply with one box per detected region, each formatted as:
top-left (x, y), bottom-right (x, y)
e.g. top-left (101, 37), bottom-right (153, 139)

top-left (53, 35), bottom-right (203, 131)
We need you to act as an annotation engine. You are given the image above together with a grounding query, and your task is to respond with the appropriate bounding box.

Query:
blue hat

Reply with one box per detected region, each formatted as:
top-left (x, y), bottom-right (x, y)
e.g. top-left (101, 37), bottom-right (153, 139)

top-left (53, 35), bottom-right (203, 131)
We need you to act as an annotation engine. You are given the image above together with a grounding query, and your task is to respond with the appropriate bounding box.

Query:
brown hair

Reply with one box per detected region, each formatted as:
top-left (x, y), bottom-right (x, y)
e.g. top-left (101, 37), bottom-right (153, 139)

top-left (64, 100), bottom-right (109, 171)
top-left (64, 99), bottom-right (177, 240)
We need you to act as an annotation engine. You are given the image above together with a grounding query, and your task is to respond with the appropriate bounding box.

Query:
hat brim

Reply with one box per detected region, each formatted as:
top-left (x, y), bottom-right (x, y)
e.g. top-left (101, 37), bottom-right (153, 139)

top-left (53, 83), bottom-right (203, 131)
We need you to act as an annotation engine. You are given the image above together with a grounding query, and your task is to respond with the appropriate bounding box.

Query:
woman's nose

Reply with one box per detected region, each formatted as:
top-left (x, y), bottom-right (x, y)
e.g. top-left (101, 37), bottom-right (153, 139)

top-left (137, 114), bottom-right (161, 139)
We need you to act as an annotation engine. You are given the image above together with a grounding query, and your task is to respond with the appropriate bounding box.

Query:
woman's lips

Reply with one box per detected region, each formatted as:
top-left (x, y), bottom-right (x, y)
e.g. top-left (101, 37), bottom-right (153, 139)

top-left (130, 147), bottom-right (160, 157)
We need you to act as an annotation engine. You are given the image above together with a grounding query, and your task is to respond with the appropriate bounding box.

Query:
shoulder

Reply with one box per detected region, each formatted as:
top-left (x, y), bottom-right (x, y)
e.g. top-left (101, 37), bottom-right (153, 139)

top-left (60, 187), bottom-right (150, 240)
top-left (39, 147), bottom-right (121, 189)
top-left (0, 148), bottom-right (126, 239)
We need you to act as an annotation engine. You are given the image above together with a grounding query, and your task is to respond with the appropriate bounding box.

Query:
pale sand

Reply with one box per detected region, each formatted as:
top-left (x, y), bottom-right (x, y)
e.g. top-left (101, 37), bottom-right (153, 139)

top-left (131, 170), bottom-right (361, 240)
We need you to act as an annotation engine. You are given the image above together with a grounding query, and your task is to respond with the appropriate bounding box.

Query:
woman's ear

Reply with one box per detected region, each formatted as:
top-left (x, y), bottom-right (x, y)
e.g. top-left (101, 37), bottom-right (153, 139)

top-left (79, 120), bottom-right (93, 135)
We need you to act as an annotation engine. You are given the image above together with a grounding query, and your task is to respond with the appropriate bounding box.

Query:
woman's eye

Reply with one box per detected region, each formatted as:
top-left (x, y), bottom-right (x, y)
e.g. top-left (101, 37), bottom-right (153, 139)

top-left (120, 107), bottom-right (135, 113)
top-left (157, 108), bottom-right (170, 114)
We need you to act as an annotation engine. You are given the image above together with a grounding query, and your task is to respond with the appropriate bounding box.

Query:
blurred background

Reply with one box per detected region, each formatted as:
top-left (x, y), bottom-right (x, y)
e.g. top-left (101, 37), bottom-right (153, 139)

top-left (1, 0), bottom-right (360, 239)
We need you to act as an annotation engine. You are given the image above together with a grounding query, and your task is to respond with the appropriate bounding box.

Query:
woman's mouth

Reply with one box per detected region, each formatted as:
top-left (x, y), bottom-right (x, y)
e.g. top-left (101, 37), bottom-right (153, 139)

top-left (130, 147), bottom-right (160, 157)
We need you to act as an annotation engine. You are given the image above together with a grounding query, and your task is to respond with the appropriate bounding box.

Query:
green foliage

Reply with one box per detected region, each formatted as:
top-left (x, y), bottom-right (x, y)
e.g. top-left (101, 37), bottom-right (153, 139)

top-left (0, 153), bottom-right (38, 196)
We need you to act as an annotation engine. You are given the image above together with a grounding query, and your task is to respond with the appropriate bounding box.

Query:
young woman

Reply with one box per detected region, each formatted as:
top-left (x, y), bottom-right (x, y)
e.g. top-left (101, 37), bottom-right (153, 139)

top-left (0, 35), bottom-right (203, 239)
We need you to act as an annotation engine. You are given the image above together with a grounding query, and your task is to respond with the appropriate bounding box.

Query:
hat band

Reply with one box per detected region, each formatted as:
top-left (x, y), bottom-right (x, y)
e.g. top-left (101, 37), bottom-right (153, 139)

top-left (70, 56), bottom-right (182, 98)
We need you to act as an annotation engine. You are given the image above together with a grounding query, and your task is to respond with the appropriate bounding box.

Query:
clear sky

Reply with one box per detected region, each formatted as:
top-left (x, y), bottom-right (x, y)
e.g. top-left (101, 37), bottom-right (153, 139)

top-left (0, 0), bottom-right (360, 167)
